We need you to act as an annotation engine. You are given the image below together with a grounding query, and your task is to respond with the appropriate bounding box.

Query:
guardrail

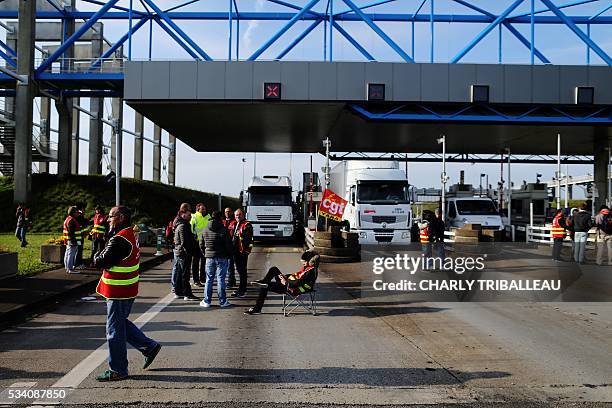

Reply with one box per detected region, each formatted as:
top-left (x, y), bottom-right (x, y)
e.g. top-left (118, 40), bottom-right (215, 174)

top-left (444, 230), bottom-right (455, 243)
top-left (523, 224), bottom-right (597, 247)
top-left (304, 227), bottom-right (315, 249)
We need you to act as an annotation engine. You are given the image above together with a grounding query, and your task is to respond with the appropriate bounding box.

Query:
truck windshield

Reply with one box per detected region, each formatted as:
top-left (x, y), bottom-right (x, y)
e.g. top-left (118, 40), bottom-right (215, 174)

top-left (357, 181), bottom-right (409, 204)
top-left (248, 188), bottom-right (292, 206)
top-left (456, 200), bottom-right (498, 215)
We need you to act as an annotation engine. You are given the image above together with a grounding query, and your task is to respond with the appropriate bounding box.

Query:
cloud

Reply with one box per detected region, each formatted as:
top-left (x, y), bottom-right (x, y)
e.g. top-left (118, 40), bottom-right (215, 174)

top-left (243, 0), bottom-right (265, 51)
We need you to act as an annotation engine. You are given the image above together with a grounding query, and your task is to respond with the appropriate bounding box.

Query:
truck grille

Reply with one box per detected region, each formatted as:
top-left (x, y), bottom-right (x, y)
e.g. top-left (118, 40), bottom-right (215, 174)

top-left (257, 214), bottom-right (282, 221)
top-left (372, 216), bottom-right (396, 224)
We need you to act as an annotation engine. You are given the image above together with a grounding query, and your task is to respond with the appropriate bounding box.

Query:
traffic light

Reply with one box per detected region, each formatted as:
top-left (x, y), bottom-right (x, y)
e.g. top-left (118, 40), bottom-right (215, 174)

top-left (264, 82), bottom-right (281, 100)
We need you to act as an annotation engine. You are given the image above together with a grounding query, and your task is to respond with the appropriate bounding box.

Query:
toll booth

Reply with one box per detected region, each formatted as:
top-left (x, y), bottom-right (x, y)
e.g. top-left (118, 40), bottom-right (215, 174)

top-left (511, 182), bottom-right (549, 225)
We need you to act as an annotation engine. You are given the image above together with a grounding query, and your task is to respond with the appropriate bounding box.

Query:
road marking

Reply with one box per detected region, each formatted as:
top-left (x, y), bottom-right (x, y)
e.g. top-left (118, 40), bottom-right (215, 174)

top-left (49, 292), bottom-right (176, 389)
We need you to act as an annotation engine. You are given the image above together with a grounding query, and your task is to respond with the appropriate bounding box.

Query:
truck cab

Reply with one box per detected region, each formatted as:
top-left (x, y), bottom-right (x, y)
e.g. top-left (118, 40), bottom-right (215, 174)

top-left (244, 176), bottom-right (294, 240)
top-left (445, 196), bottom-right (504, 230)
top-left (330, 161), bottom-right (412, 244)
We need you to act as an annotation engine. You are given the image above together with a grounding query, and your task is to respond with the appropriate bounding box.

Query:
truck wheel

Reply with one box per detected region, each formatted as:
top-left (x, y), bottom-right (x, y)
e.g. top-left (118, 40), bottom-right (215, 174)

top-left (313, 246), bottom-right (359, 257)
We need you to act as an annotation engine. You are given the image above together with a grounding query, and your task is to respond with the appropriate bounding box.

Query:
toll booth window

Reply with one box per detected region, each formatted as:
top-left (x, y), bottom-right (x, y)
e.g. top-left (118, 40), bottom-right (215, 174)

top-left (456, 200), bottom-right (498, 215)
top-left (357, 182), bottom-right (409, 203)
top-left (533, 200), bottom-right (545, 216)
top-left (512, 199), bottom-right (523, 215)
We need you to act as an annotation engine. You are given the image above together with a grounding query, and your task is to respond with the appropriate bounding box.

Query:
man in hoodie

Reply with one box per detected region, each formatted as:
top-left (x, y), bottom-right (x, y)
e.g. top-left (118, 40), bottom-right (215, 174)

top-left (222, 207), bottom-right (236, 288)
top-left (572, 203), bottom-right (593, 264)
top-left (594, 205), bottom-right (612, 266)
top-left (200, 211), bottom-right (233, 308)
top-left (172, 203), bottom-right (199, 301)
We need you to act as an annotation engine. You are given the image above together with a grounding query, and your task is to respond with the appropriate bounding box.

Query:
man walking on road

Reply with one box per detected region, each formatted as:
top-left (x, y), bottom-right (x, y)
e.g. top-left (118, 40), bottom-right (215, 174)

top-left (93, 206), bottom-right (161, 382)
top-left (15, 202), bottom-right (30, 248)
top-left (200, 211), bottom-right (233, 308)
top-left (172, 203), bottom-right (199, 301)
top-left (230, 209), bottom-right (253, 298)
top-left (190, 203), bottom-right (211, 287)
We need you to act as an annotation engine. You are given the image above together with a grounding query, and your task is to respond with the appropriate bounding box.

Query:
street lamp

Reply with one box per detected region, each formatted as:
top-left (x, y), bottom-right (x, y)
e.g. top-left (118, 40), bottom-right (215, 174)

top-left (437, 135), bottom-right (448, 220)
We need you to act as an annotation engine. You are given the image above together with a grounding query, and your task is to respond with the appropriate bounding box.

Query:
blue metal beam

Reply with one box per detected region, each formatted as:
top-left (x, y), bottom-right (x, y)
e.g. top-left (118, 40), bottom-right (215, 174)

top-left (589, 3), bottom-right (612, 20)
top-left (341, 0), bottom-right (413, 62)
top-left (0, 39), bottom-right (16, 58)
top-left (164, 0), bottom-right (202, 13)
top-left (153, 17), bottom-right (201, 60)
top-left (540, 0), bottom-right (612, 65)
top-left (350, 104), bottom-right (612, 124)
top-left (332, 21), bottom-right (375, 60)
top-left (79, 0), bottom-right (147, 16)
top-left (510, 0), bottom-right (599, 19)
top-left (276, 20), bottom-right (322, 59)
top-left (334, 0), bottom-right (399, 17)
top-left (36, 0), bottom-right (121, 73)
top-left (248, 0), bottom-right (321, 61)
top-left (142, 0), bottom-right (212, 61)
top-left (89, 17), bottom-right (148, 71)
top-left (451, 0), bottom-right (526, 64)
top-left (450, 0), bottom-right (551, 64)
top-left (0, 48), bottom-right (16, 68)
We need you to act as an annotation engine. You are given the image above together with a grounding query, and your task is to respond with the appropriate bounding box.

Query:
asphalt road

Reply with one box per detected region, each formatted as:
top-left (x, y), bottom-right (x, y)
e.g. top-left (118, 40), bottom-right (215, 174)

top-left (0, 244), bottom-right (610, 407)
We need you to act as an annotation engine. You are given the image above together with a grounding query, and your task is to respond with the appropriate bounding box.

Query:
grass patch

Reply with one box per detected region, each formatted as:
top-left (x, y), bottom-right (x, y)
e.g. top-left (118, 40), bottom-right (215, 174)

top-left (0, 232), bottom-right (92, 276)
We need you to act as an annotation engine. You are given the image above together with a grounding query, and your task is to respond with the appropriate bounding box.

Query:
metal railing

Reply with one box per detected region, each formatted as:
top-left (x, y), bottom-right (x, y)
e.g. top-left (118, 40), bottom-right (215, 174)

top-left (34, 58), bottom-right (125, 74)
top-left (522, 224), bottom-right (598, 247)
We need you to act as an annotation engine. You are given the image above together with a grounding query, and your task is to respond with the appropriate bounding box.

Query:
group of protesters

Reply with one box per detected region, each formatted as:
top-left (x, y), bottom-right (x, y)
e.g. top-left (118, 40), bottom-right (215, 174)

top-left (169, 203), bottom-right (253, 308)
top-left (61, 204), bottom-right (109, 274)
top-left (551, 203), bottom-right (612, 265)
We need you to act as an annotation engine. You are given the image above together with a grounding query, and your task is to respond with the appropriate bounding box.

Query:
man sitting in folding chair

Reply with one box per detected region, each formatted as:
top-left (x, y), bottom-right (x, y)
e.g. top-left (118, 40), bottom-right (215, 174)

top-left (244, 250), bottom-right (319, 316)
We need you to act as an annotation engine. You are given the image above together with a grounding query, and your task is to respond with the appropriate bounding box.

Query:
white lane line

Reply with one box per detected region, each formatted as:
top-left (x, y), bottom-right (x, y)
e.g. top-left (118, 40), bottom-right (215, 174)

top-left (50, 292), bottom-right (176, 389)
top-left (0, 381), bottom-right (37, 405)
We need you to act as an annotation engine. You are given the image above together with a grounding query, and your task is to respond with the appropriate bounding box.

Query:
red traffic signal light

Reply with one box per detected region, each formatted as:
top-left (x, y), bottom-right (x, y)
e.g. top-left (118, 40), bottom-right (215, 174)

top-left (264, 82), bottom-right (281, 100)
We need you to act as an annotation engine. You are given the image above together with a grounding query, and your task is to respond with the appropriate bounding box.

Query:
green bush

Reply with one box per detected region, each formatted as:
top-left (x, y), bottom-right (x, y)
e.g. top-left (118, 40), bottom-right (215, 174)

top-left (0, 174), bottom-right (240, 233)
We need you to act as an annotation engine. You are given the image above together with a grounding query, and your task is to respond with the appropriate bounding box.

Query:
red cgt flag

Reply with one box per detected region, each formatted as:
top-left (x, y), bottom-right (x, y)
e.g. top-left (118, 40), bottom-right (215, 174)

top-left (318, 189), bottom-right (347, 222)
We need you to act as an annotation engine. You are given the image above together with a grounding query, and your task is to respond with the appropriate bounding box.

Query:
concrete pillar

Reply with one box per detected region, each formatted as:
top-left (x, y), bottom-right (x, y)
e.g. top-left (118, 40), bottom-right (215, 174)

top-left (88, 25), bottom-right (104, 175)
top-left (38, 96), bottom-right (51, 173)
top-left (168, 134), bottom-right (176, 186)
top-left (133, 112), bottom-right (144, 180)
top-left (56, 98), bottom-right (73, 177)
top-left (13, 0), bottom-right (36, 203)
top-left (71, 97), bottom-right (80, 174)
top-left (110, 98), bottom-right (123, 172)
top-left (153, 125), bottom-right (161, 182)
top-left (88, 97), bottom-right (104, 174)
top-left (593, 132), bottom-right (609, 210)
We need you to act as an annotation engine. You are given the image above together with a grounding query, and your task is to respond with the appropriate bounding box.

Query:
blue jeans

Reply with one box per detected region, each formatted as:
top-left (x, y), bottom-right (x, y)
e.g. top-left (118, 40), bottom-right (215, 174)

top-left (64, 244), bottom-right (78, 272)
top-left (171, 255), bottom-right (192, 296)
top-left (573, 231), bottom-right (588, 263)
top-left (15, 226), bottom-right (26, 243)
top-left (204, 257), bottom-right (229, 305)
top-left (106, 299), bottom-right (158, 376)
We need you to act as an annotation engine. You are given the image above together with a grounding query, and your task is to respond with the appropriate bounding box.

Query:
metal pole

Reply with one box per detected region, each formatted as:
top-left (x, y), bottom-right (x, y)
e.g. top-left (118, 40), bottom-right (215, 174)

top-left (557, 133), bottom-right (561, 210)
top-left (608, 146), bottom-right (611, 207)
top-left (329, 0), bottom-right (334, 62)
top-left (486, 175), bottom-right (489, 197)
top-left (564, 163), bottom-right (569, 210)
top-left (253, 152), bottom-right (257, 178)
top-left (114, 119), bottom-right (121, 205)
top-left (324, 138), bottom-right (331, 189)
top-left (507, 148), bottom-right (512, 228)
top-left (438, 135), bottom-right (446, 220)
top-left (530, 202), bottom-right (534, 227)
top-left (241, 157), bottom-right (246, 191)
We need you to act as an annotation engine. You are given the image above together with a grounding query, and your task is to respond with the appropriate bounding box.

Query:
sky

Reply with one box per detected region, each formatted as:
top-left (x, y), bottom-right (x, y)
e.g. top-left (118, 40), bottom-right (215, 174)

top-left (15, 0), bottom-right (612, 198)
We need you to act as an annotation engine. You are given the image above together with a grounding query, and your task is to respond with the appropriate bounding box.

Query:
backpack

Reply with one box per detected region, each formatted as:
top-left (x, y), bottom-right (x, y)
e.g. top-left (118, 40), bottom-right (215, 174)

top-left (165, 220), bottom-right (175, 242)
top-left (601, 213), bottom-right (612, 235)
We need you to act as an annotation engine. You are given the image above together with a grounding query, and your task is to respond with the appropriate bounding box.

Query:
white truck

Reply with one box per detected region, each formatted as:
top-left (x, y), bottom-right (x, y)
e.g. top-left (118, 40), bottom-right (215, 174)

top-left (445, 183), bottom-right (504, 230)
top-left (329, 161), bottom-right (412, 244)
top-left (244, 176), bottom-right (294, 240)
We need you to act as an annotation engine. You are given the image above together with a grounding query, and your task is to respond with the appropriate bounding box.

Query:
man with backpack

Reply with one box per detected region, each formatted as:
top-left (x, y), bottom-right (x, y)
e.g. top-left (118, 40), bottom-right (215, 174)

top-left (594, 205), bottom-right (612, 266)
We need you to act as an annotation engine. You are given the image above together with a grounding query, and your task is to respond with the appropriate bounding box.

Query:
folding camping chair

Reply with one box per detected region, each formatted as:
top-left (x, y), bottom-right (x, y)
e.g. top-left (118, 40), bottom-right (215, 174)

top-left (282, 288), bottom-right (317, 317)
top-left (281, 267), bottom-right (318, 317)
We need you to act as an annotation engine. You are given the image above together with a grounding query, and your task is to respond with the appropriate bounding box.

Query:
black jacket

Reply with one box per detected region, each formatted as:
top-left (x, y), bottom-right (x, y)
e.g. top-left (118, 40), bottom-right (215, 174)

top-left (572, 211), bottom-right (592, 233)
top-left (93, 227), bottom-right (133, 269)
top-left (173, 216), bottom-right (195, 258)
top-left (202, 219), bottom-right (233, 258)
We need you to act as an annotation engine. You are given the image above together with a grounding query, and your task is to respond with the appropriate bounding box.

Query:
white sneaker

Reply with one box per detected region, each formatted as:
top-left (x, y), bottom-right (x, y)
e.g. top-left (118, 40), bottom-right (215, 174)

top-left (220, 300), bottom-right (232, 308)
top-left (199, 301), bottom-right (211, 308)
top-left (67, 270), bottom-right (80, 274)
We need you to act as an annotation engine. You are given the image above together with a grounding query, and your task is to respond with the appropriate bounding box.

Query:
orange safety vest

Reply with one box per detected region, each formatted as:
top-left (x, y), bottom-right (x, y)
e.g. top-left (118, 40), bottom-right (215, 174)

top-left (63, 216), bottom-right (82, 245)
top-left (419, 223), bottom-right (430, 243)
top-left (287, 265), bottom-right (316, 294)
top-left (551, 215), bottom-right (566, 239)
top-left (96, 227), bottom-right (141, 300)
top-left (90, 213), bottom-right (107, 239)
top-left (232, 220), bottom-right (253, 254)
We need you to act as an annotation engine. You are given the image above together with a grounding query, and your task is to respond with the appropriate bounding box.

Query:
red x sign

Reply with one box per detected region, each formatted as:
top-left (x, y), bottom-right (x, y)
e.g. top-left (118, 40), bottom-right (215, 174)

top-left (264, 82), bottom-right (281, 100)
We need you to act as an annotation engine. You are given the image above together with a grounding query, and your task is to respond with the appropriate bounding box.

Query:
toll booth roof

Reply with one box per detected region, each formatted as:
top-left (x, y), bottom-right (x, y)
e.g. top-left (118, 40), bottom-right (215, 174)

top-left (125, 61), bottom-right (612, 155)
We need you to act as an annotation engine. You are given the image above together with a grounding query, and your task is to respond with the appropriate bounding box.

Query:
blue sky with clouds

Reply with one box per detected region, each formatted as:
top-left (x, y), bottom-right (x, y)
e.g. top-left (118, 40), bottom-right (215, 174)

top-left (27, 0), bottom-right (612, 197)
